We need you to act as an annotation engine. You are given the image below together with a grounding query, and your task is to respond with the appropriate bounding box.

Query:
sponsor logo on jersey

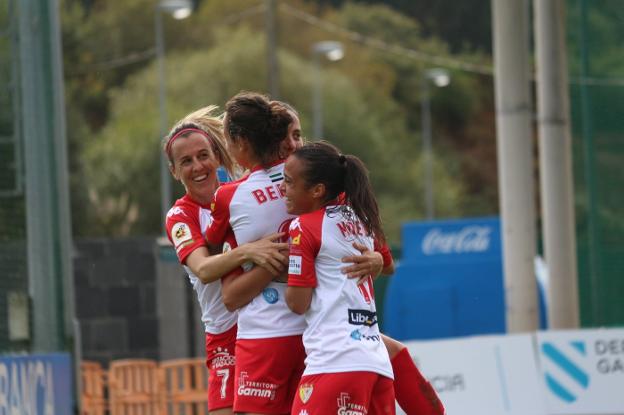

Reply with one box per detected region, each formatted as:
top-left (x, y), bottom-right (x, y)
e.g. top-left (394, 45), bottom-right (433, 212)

top-left (349, 329), bottom-right (380, 343)
top-left (289, 255), bottom-right (302, 275)
top-left (262, 287), bottom-right (279, 304)
top-left (299, 384), bottom-right (313, 403)
top-left (209, 346), bottom-right (236, 369)
top-left (348, 309), bottom-right (377, 327)
top-left (167, 206), bottom-right (187, 218)
top-left (237, 372), bottom-right (277, 400)
top-left (290, 217), bottom-right (302, 232)
top-left (171, 222), bottom-right (193, 249)
top-left (298, 410), bottom-right (309, 415)
top-left (337, 392), bottom-right (366, 415)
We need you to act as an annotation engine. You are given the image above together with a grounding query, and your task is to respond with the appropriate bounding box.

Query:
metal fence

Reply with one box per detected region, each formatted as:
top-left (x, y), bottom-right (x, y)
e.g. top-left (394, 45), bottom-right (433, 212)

top-left (569, 0), bottom-right (624, 327)
top-left (0, 0), bottom-right (73, 352)
top-left (0, 0), bottom-right (29, 352)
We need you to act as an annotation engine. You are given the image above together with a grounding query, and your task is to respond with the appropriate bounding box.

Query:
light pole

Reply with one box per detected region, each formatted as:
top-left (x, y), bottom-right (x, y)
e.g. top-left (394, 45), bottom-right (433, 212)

top-left (156, 0), bottom-right (193, 231)
top-left (312, 41), bottom-right (344, 139)
top-left (421, 68), bottom-right (450, 220)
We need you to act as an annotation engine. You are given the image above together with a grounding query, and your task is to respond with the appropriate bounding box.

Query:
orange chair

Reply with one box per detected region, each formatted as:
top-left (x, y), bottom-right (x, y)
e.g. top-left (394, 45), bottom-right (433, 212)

top-left (81, 361), bottom-right (107, 415)
top-left (159, 358), bottom-right (209, 415)
top-left (108, 359), bottom-right (160, 415)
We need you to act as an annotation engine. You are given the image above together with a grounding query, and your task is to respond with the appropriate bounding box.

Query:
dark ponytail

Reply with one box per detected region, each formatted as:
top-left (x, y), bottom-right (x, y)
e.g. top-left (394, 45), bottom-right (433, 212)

top-left (224, 91), bottom-right (292, 167)
top-left (293, 141), bottom-right (385, 244)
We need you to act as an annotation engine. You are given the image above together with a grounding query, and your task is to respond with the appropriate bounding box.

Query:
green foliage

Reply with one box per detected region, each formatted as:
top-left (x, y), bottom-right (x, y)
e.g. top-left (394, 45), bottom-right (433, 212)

top-left (81, 24), bottom-right (466, 241)
top-left (307, 0), bottom-right (492, 53)
top-left (63, 0), bottom-right (495, 242)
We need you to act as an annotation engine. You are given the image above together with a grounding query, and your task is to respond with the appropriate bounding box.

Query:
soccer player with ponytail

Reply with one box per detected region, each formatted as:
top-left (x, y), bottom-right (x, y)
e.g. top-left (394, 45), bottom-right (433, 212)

top-left (284, 141), bottom-right (395, 415)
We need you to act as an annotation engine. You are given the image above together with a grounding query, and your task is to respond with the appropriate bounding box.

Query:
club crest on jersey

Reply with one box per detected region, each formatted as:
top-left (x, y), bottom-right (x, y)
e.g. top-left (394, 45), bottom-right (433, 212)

top-left (298, 384), bottom-right (313, 403)
top-left (172, 222), bottom-right (193, 248)
top-left (262, 287), bottom-right (279, 304)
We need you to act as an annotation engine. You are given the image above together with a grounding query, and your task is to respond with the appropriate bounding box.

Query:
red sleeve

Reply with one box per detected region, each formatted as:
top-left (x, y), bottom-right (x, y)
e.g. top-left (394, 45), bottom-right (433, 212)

top-left (288, 212), bottom-right (322, 288)
top-left (206, 182), bottom-right (236, 245)
top-left (374, 240), bottom-right (393, 268)
top-left (165, 203), bottom-right (204, 265)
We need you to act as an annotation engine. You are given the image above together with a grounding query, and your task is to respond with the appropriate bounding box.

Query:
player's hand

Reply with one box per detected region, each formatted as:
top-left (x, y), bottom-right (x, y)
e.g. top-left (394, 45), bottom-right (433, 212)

top-left (243, 233), bottom-right (288, 276)
top-left (341, 242), bottom-right (383, 280)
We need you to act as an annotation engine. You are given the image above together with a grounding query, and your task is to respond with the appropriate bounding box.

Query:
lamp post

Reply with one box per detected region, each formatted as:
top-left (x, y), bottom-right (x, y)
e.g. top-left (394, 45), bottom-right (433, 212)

top-left (311, 41), bottom-right (344, 139)
top-left (421, 68), bottom-right (450, 220)
top-left (156, 0), bottom-right (193, 231)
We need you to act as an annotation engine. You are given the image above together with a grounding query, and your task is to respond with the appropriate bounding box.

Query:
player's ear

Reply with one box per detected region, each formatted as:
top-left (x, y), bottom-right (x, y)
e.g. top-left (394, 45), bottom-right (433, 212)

top-left (310, 183), bottom-right (325, 200)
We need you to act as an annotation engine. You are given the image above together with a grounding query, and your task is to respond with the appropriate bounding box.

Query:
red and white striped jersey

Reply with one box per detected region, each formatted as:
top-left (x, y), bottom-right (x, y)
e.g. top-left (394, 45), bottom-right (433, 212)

top-left (165, 194), bottom-right (237, 334)
top-left (287, 206), bottom-right (393, 378)
top-left (207, 161), bottom-right (306, 339)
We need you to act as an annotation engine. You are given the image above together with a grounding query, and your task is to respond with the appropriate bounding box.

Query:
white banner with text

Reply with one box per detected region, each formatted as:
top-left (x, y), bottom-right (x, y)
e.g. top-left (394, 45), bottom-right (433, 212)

top-left (399, 328), bottom-right (624, 415)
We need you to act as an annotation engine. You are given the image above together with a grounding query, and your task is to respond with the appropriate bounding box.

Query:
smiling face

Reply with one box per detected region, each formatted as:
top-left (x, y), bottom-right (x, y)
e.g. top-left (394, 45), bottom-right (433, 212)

top-left (283, 155), bottom-right (325, 215)
top-left (279, 111), bottom-right (302, 159)
top-left (169, 132), bottom-right (220, 204)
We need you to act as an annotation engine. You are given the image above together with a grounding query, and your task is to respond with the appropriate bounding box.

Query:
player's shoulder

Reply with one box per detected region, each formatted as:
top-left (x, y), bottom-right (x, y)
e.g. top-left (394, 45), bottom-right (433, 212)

top-left (211, 177), bottom-right (248, 211)
top-left (166, 195), bottom-right (198, 221)
top-left (165, 198), bottom-right (201, 245)
top-left (213, 175), bottom-right (248, 200)
top-left (292, 209), bottom-right (326, 234)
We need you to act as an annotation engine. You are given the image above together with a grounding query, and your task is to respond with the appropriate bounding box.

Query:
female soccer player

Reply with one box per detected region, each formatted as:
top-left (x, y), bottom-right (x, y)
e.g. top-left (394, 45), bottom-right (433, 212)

top-left (206, 92), bottom-right (308, 415)
top-left (163, 106), bottom-right (289, 415)
top-left (284, 140), bottom-right (395, 415)
top-left (276, 102), bottom-right (444, 415)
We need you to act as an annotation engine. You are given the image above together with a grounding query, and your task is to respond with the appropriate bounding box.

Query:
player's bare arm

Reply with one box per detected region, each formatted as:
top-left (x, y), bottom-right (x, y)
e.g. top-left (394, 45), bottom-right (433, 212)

top-left (220, 266), bottom-right (276, 312)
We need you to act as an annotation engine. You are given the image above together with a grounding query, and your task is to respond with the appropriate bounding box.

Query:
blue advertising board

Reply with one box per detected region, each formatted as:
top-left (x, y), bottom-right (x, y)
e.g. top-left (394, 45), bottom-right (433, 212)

top-left (0, 353), bottom-right (73, 414)
top-left (384, 217), bottom-right (507, 340)
top-left (384, 216), bottom-right (548, 340)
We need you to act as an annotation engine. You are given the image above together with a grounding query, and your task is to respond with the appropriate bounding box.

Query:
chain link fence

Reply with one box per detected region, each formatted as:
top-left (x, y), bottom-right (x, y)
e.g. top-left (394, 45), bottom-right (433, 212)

top-left (568, 0), bottom-right (624, 327)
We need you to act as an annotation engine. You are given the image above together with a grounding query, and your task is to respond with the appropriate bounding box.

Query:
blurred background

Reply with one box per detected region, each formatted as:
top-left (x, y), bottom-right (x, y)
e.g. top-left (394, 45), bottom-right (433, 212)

top-left (0, 0), bottom-right (623, 413)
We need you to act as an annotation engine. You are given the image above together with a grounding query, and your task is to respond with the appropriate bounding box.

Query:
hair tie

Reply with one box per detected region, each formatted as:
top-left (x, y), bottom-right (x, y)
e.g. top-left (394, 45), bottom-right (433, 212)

top-left (166, 127), bottom-right (216, 161)
top-left (338, 154), bottom-right (347, 164)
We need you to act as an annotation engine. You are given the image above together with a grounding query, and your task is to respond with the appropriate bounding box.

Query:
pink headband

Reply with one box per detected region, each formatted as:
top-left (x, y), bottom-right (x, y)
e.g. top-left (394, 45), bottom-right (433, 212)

top-left (165, 128), bottom-right (215, 159)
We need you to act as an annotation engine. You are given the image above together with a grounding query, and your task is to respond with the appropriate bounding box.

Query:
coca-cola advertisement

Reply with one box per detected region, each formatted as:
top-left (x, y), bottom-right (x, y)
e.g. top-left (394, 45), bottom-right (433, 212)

top-left (401, 217), bottom-right (501, 261)
top-left (422, 226), bottom-right (492, 255)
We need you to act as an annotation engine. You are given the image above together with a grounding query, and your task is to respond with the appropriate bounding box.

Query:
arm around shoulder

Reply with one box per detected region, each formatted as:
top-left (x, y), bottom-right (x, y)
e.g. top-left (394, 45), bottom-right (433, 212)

top-left (185, 245), bottom-right (248, 284)
top-left (221, 266), bottom-right (276, 312)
